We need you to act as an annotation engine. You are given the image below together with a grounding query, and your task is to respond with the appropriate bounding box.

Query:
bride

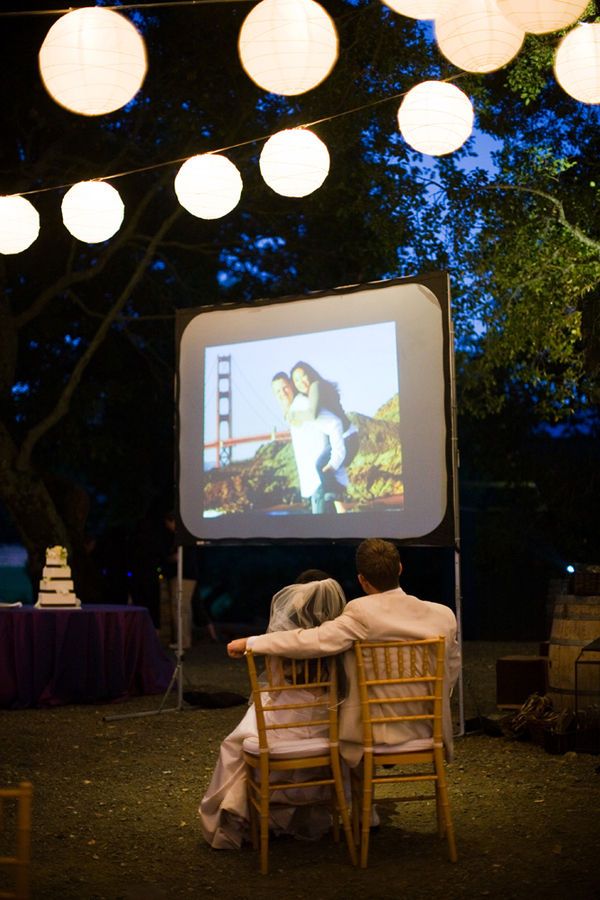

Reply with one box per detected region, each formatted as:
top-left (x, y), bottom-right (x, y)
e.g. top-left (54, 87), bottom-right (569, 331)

top-left (199, 576), bottom-right (347, 850)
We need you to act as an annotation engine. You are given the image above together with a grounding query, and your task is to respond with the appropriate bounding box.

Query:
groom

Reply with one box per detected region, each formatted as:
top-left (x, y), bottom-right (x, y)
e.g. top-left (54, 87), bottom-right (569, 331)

top-left (227, 538), bottom-right (461, 766)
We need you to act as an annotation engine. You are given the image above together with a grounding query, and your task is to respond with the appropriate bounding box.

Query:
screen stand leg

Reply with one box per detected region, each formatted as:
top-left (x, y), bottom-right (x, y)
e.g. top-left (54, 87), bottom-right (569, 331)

top-left (104, 546), bottom-right (190, 722)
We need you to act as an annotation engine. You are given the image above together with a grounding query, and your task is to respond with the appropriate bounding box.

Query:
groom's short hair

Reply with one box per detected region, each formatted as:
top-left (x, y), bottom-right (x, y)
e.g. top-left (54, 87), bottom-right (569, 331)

top-left (356, 539), bottom-right (400, 592)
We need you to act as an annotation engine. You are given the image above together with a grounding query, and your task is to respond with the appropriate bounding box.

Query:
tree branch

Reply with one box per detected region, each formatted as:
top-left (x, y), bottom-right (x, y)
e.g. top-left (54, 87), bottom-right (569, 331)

top-left (486, 183), bottom-right (600, 254)
top-left (16, 205), bottom-right (182, 471)
top-left (15, 176), bottom-right (168, 329)
top-left (67, 289), bottom-right (174, 321)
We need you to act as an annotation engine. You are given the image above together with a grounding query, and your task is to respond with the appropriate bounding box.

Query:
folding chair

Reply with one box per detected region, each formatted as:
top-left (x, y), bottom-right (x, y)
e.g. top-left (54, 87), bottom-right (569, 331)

top-left (352, 637), bottom-right (457, 868)
top-left (243, 651), bottom-right (357, 874)
top-left (0, 782), bottom-right (32, 900)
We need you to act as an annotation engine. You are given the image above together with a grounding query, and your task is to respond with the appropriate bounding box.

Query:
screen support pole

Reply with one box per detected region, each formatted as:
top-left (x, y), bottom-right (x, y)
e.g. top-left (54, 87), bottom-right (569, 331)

top-left (455, 546), bottom-right (464, 737)
top-left (448, 298), bottom-right (464, 737)
top-left (104, 546), bottom-right (186, 722)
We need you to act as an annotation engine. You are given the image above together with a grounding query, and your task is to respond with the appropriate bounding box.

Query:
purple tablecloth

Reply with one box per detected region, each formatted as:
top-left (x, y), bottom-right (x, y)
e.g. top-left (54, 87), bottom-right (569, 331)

top-left (0, 605), bottom-right (175, 709)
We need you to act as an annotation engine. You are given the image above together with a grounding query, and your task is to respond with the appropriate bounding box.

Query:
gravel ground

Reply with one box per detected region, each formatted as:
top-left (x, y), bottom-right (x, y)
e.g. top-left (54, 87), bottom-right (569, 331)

top-left (2, 640), bottom-right (599, 900)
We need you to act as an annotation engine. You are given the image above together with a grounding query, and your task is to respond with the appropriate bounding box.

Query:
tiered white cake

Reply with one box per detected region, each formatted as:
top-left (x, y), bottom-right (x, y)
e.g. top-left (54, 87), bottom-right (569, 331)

top-left (35, 545), bottom-right (81, 608)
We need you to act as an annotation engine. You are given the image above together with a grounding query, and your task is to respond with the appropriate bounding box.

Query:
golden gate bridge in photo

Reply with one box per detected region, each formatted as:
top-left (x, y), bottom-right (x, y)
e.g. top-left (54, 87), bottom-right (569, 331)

top-left (204, 354), bottom-right (290, 468)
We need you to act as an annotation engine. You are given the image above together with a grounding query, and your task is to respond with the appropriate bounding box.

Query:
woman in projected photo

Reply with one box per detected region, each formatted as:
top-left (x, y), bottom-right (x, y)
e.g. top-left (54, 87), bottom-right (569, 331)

top-left (288, 362), bottom-right (359, 514)
top-left (271, 372), bottom-right (348, 514)
top-left (199, 576), bottom-right (347, 849)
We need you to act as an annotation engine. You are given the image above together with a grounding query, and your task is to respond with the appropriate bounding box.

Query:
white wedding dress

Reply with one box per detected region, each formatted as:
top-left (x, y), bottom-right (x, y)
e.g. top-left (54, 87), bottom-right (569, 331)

top-left (199, 687), bottom-right (334, 850)
top-left (199, 578), bottom-right (349, 850)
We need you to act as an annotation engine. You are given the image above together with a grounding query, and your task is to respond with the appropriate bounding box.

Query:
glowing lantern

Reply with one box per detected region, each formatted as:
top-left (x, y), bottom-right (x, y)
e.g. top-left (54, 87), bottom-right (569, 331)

top-left (61, 181), bottom-right (124, 243)
top-left (397, 80), bottom-right (474, 156)
top-left (435, 0), bottom-right (524, 73)
top-left (238, 0), bottom-right (338, 96)
top-left (39, 7), bottom-right (147, 116)
top-left (0, 195), bottom-right (40, 255)
top-left (554, 24), bottom-right (600, 104)
top-left (259, 129), bottom-right (330, 196)
top-left (380, 0), bottom-right (445, 19)
top-left (497, 0), bottom-right (588, 35)
top-left (174, 155), bottom-right (243, 220)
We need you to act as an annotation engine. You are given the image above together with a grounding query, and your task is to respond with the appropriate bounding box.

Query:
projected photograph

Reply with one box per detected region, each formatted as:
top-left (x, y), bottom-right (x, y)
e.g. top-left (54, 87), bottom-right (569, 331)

top-left (202, 321), bottom-right (402, 518)
top-left (178, 277), bottom-right (450, 542)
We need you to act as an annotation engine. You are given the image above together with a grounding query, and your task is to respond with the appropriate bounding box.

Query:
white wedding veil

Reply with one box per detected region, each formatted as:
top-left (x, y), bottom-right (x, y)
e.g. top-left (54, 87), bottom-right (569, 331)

top-left (266, 578), bottom-right (346, 633)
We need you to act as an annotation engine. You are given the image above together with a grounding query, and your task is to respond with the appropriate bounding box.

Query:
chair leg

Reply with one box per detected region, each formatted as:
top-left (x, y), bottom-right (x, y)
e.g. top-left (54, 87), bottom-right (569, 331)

top-left (435, 780), bottom-right (445, 838)
top-left (445, 817), bottom-right (457, 863)
top-left (438, 785), bottom-right (457, 863)
top-left (331, 754), bottom-right (357, 866)
top-left (257, 761), bottom-right (270, 875)
top-left (350, 767), bottom-right (360, 847)
top-left (434, 753), bottom-right (457, 863)
top-left (360, 754), bottom-right (374, 868)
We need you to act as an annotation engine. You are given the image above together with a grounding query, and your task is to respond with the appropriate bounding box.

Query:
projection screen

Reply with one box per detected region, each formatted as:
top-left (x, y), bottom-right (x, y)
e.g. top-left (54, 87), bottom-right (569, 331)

top-left (176, 273), bottom-right (457, 546)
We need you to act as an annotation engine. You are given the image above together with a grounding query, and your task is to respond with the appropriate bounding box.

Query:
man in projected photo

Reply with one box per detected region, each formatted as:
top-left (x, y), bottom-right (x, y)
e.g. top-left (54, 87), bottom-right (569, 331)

top-left (271, 372), bottom-right (347, 515)
top-left (227, 538), bottom-right (460, 766)
top-left (288, 362), bottom-right (359, 514)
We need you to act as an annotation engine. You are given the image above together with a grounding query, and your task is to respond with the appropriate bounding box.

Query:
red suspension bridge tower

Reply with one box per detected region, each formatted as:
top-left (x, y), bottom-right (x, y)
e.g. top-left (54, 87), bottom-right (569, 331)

top-left (216, 354), bottom-right (233, 468)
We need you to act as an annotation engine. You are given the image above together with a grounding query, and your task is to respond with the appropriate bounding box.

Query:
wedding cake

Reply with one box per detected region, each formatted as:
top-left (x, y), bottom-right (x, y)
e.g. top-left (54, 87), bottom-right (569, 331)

top-left (35, 545), bottom-right (81, 608)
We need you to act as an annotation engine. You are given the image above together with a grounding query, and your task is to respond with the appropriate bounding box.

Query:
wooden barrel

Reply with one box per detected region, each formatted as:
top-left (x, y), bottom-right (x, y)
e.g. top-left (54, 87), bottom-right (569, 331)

top-left (547, 595), bottom-right (600, 711)
top-left (545, 577), bottom-right (569, 639)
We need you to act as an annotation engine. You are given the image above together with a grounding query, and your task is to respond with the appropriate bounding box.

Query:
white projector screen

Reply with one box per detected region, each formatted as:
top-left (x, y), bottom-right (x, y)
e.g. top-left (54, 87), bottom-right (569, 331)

top-left (176, 274), bottom-right (456, 545)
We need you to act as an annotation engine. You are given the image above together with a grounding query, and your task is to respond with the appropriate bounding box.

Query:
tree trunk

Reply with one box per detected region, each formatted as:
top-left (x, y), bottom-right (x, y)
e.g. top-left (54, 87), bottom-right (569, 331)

top-left (0, 426), bottom-right (102, 602)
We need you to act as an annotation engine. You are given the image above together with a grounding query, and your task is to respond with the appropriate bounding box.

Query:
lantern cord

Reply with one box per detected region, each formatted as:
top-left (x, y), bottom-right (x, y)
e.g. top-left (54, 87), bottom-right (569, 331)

top-left (15, 72), bottom-right (467, 199)
top-left (1, 1), bottom-right (255, 16)
top-left (0, 0), bottom-right (256, 19)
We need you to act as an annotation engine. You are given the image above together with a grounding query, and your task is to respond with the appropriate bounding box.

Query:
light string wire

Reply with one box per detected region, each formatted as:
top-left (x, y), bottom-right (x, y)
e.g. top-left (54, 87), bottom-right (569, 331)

top-left (11, 72), bottom-right (468, 199)
top-left (6, 1), bottom-right (590, 198)
top-left (1, 1), bottom-right (256, 15)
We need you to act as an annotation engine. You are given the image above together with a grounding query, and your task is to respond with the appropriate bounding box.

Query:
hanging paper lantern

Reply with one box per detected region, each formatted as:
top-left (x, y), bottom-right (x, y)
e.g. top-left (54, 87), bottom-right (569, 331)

top-left (238, 0), bottom-right (338, 96)
top-left (496, 0), bottom-right (588, 35)
top-left (174, 155), bottom-right (243, 220)
top-left (0, 195), bottom-right (40, 255)
top-left (61, 181), bottom-right (124, 243)
top-left (380, 0), bottom-right (445, 19)
top-left (397, 80), bottom-right (474, 156)
top-left (435, 0), bottom-right (524, 73)
top-left (259, 129), bottom-right (330, 196)
top-left (554, 24), bottom-right (600, 104)
top-left (39, 7), bottom-right (147, 116)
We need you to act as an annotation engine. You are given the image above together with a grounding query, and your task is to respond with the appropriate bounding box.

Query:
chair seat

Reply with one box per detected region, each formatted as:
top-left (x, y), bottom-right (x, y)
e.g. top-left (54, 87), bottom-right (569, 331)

top-left (372, 737), bottom-right (434, 755)
top-left (242, 735), bottom-right (331, 759)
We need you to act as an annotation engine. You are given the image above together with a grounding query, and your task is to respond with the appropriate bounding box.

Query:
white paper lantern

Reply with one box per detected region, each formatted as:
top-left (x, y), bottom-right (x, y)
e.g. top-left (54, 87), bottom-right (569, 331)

top-left (397, 80), bottom-right (474, 155)
top-left (39, 7), bottom-right (147, 116)
top-left (238, 0), bottom-right (338, 96)
top-left (554, 24), bottom-right (600, 104)
top-left (174, 155), bottom-right (243, 220)
top-left (61, 181), bottom-right (124, 243)
top-left (259, 129), bottom-right (330, 196)
top-left (435, 0), bottom-right (524, 73)
top-left (497, 0), bottom-right (588, 35)
top-left (380, 0), bottom-right (445, 20)
top-left (0, 195), bottom-right (40, 255)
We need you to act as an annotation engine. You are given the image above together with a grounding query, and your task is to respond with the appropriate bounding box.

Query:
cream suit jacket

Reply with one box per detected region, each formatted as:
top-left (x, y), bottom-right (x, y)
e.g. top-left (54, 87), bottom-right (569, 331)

top-left (251, 588), bottom-right (461, 767)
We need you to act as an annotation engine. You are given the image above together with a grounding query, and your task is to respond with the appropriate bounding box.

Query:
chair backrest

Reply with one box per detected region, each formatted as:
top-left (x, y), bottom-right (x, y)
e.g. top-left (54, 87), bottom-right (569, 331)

top-left (245, 652), bottom-right (340, 750)
top-left (0, 781), bottom-right (32, 900)
top-left (353, 637), bottom-right (446, 749)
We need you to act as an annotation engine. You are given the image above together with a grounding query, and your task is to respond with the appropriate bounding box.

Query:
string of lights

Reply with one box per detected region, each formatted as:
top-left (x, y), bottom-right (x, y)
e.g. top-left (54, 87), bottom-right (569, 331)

top-left (1, 0), bottom-right (598, 253)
